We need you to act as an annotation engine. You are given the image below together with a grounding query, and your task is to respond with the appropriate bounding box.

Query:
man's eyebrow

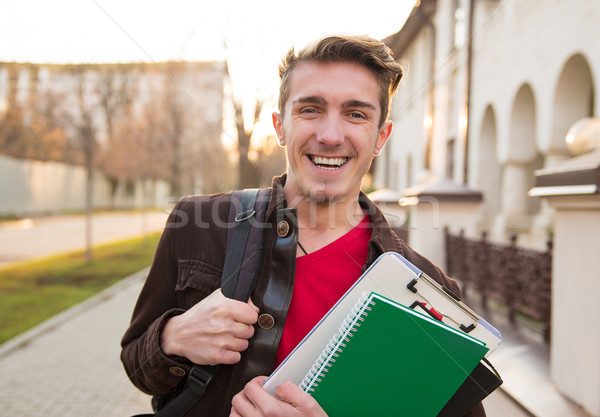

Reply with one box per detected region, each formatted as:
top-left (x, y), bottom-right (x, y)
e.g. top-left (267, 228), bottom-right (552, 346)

top-left (292, 96), bottom-right (328, 106)
top-left (342, 99), bottom-right (377, 111)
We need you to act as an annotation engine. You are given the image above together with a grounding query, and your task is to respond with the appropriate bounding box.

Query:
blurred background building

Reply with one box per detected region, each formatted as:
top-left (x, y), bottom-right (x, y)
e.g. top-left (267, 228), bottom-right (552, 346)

top-left (376, 0), bottom-right (598, 249)
top-left (0, 61), bottom-right (227, 216)
top-left (374, 1), bottom-right (600, 416)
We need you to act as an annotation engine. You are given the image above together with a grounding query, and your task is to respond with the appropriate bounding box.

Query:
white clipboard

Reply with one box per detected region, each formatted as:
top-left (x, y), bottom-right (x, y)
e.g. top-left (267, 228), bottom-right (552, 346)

top-left (263, 252), bottom-right (501, 394)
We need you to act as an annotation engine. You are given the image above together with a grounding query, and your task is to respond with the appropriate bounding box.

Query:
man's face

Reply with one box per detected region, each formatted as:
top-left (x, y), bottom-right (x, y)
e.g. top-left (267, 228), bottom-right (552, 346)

top-left (273, 61), bottom-right (392, 204)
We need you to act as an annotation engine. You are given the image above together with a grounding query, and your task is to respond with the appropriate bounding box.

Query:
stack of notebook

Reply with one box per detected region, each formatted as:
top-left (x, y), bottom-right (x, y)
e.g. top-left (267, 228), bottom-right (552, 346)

top-left (264, 252), bottom-right (502, 417)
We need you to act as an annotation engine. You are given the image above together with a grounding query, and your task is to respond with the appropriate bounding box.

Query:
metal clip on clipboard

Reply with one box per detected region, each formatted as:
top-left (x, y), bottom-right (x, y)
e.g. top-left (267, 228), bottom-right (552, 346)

top-left (406, 276), bottom-right (477, 329)
top-left (402, 272), bottom-right (501, 354)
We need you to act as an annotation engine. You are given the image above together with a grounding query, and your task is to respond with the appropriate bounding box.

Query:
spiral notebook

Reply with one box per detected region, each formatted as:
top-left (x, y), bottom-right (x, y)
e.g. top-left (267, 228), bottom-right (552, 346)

top-left (299, 292), bottom-right (489, 417)
top-left (263, 252), bottom-right (501, 396)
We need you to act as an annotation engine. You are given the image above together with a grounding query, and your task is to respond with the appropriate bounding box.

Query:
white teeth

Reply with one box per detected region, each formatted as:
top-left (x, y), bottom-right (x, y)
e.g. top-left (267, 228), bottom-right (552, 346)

top-left (311, 156), bottom-right (347, 168)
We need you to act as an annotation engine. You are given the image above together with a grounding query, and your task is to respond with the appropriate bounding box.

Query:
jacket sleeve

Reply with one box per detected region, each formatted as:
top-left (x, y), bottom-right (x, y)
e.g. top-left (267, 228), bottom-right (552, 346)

top-left (120, 199), bottom-right (192, 395)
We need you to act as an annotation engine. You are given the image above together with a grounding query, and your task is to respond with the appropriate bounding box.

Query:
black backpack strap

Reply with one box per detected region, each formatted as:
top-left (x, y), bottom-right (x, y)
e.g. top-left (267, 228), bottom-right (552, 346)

top-left (153, 188), bottom-right (270, 417)
top-left (221, 188), bottom-right (268, 300)
top-left (150, 366), bottom-right (214, 417)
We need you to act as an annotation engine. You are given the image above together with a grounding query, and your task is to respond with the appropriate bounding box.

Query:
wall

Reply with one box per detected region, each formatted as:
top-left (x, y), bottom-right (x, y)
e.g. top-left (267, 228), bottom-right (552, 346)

top-left (0, 154), bottom-right (170, 217)
top-left (469, 0), bottom-right (600, 247)
top-left (379, 0), bottom-right (600, 249)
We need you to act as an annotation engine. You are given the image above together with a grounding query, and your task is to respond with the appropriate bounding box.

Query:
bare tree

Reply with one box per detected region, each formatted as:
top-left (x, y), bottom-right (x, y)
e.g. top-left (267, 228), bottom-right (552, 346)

top-left (224, 59), bottom-right (264, 189)
top-left (160, 62), bottom-right (187, 197)
top-left (66, 67), bottom-right (99, 262)
top-left (96, 65), bottom-right (137, 208)
top-left (34, 87), bottom-right (71, 162)
top-left (0, 64), bottom-right (27, 158)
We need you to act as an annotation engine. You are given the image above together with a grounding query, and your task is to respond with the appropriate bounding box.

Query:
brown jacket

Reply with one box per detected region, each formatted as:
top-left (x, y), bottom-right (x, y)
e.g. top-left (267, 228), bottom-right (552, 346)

top-left (121, 174), bottom-right (485, 417)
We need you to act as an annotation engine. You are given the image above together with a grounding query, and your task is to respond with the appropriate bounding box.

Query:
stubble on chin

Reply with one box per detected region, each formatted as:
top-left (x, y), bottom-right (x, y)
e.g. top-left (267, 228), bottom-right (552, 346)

top-left (295, 179), bottom-right (345, 204)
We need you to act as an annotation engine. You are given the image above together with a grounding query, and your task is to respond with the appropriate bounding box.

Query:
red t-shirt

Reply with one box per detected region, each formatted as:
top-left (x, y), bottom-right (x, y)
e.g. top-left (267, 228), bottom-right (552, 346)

top-left (273, 215), bottom-right (372, 369)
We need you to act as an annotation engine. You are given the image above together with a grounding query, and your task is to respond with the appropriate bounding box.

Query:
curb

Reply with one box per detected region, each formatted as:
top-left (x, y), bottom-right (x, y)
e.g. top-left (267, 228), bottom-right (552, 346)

top-left (0, 267), bottom-right (149, 359)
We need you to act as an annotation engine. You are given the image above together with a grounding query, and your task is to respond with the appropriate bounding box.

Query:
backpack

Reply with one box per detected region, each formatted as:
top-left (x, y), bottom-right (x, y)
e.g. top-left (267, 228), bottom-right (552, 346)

top-left (133, 188), bottom-right (271, 417)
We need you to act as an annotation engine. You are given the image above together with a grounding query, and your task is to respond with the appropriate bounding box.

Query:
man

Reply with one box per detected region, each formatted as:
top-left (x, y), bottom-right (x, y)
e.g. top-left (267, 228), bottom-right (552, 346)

top-left (121, 35), bottom-right (485, 417)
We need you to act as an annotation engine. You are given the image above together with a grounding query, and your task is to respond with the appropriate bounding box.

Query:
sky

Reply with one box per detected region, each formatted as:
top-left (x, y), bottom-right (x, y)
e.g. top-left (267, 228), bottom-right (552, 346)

top-left (0, 0), bottom-right (413, 66)
top-left (0, 0), bottom-right (415, 146)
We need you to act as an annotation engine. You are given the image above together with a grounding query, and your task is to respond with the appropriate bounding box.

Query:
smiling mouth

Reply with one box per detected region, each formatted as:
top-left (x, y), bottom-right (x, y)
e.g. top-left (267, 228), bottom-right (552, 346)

top-left (309, 155), bottom-right (349, 170)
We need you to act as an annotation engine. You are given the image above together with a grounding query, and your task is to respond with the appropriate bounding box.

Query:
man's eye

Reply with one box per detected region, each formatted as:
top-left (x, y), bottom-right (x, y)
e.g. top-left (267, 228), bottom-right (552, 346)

top-left (349, 112), bottom-right (366, 119)
top-left (302, 108), bottom-right (317, 114)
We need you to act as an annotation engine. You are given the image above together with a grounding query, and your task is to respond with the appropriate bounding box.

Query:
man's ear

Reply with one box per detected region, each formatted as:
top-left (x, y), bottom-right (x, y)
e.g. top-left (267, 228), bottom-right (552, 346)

top-left (374, 120), bottom-right (393, 156)
top-left (272, 112), bottom-right (285, 146)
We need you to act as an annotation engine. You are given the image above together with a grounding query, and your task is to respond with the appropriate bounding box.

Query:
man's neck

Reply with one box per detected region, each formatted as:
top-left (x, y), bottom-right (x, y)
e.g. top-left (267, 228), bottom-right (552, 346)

top-left (294, 198), bottom-right (364, 232)
top-left (284, 189), bottom-right (365, 254)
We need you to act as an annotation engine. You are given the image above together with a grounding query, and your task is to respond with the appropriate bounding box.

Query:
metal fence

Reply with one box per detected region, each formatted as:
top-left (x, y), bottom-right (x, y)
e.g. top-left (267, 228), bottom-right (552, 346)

top-left (445, 228), bottom-right (552, 342)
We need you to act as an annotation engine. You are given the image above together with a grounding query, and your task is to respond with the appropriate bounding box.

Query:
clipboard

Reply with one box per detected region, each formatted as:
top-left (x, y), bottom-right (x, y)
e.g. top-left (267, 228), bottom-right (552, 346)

top-left (264, 251), bottom-right (501, 395)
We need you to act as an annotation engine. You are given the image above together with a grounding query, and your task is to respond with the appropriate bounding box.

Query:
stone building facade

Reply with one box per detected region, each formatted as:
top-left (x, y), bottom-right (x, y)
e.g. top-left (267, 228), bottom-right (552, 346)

top-left (376, 2), bottom-right (600, 414)
top-left (376, 0), bottom-right (599, 249)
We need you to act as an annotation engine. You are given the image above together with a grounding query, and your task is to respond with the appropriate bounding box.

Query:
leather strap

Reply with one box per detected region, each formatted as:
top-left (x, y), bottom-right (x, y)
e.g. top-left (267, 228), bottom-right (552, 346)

top-left (151, 367), bottom-right (213, 417)
top-left (221, 189), bottom-right (263, 301)
top-left (244, 207), bottom-right (297, 376)
top-left (152, 188), bottom-right (269, 417)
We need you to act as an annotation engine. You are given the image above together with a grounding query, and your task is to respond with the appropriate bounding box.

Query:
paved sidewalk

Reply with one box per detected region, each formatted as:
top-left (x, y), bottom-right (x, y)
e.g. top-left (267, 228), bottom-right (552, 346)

top-left (0, 267), bottom-right (589, 417)
top-left (479, 310), bottom-right (592, 417)
top-left (0, 270), bottom-right (153, 417)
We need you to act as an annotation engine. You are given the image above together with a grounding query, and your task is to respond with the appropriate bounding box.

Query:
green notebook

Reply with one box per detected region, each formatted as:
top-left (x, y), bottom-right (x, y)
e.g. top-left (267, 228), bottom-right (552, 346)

top-left (299, 292), bottom-right (489, 417)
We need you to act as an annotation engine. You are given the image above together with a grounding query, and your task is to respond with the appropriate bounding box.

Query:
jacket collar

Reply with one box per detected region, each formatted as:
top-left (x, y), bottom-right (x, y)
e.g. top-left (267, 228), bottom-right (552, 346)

top-left (266, 173), bottom-right (404, 259)
top-left (266, 173), bottom-right (288, 222)
top-left (358, 191), bottom-right (406, 264)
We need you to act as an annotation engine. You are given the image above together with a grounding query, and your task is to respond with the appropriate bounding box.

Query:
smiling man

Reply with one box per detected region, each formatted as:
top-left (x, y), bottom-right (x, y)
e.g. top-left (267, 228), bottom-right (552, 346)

top-left (275, 60), bottom-right (391, 206)
top-left (121, 35), bottom-right (486, 417)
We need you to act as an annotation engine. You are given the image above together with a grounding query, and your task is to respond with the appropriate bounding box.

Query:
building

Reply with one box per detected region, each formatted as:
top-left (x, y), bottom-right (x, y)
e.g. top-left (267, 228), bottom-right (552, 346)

top-left (377, 0), bottom-right (599, 250)
top-left (0, 60), bottom-right (227, 216)
top-left (376, 1), bottom-right (600, 415)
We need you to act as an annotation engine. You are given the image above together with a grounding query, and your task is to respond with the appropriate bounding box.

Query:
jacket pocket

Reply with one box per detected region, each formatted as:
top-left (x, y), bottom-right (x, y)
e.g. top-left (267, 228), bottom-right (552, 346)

top-left (176, 259), bottom-right (222, 307)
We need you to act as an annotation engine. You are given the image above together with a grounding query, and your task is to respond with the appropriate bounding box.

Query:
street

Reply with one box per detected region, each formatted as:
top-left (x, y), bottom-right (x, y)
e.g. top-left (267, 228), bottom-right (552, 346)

top-left (0, 211), bottom-right (169, 267)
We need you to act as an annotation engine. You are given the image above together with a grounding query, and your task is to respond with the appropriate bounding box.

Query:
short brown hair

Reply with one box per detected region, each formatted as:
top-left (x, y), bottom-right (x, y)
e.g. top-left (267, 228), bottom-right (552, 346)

top-left (277, 35), bottom-right (404, 126)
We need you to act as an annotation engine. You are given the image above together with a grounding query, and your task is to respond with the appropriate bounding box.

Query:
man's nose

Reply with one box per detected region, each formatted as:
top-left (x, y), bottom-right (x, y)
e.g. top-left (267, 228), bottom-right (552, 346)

top-left (316, 114), bottom-right (344, 146)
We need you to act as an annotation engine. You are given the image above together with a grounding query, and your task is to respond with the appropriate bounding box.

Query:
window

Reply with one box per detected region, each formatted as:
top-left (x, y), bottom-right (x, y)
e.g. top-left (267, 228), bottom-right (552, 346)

top-left (452, 0), bottom-right (466, 49)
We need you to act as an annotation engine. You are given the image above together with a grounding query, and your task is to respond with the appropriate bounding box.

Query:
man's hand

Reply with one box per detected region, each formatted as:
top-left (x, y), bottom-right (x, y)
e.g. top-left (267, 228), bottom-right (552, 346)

top-left (230, 376), bottom-right (328, 417)
top-left (160, 288), bottom-right (259, 365)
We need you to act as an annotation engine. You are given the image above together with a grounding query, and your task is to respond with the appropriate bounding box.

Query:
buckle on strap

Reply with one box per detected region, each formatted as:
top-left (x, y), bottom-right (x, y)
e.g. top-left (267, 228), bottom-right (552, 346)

top-left (235, 209), bottom-right (255, 222)
top-left (187, 366), bottom-right (214, 396)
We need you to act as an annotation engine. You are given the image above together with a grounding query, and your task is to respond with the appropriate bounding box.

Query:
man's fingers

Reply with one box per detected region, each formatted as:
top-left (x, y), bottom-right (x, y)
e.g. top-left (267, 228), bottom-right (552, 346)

top-left (226, 299), bottom-right (259, 325)
top-left (219, 350), bottom-right (242, 365)
top-left (230, 389), bottom-right (257, 416)
top-left (274, 380), bottom-right (326, 416)
top-left (231, 321), bottom-right (255, 339)
top-left (248, 297), bottom-right (260, 313)
top-left (253, 375), bottom-right (269, 385)
top-left (274, 380), bottom-right (303, 406)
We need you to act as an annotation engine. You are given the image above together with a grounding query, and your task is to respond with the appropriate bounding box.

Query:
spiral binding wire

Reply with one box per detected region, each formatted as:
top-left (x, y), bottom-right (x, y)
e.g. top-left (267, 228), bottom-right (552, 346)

top-left (300, 292), bottom-right (375, 393)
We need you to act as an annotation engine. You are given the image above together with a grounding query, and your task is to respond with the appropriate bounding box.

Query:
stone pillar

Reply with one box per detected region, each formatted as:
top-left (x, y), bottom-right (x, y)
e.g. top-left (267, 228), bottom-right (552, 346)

top-left (501, 163), bottom-right (530, 217)
top-left (529, 150), bottom-right (600, 417)
top-left (492, 162), bottom-right (533, 242)
top-left (402, 178), bottom-right (482, 270)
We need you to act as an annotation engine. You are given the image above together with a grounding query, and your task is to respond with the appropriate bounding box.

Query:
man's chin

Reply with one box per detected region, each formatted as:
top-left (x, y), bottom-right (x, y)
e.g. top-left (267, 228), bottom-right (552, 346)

top-left (285, 174), bottom-right (350, 204)
top-left (303, 188), bottom-right (346, 204)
